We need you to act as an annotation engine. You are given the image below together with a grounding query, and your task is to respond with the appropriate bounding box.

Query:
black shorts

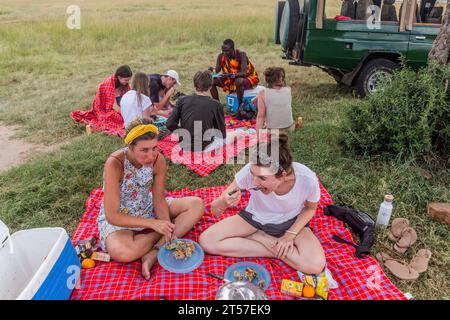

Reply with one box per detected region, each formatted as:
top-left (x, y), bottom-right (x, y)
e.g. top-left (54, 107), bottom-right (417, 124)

top-left (238, 209), bottom-right (310, 238)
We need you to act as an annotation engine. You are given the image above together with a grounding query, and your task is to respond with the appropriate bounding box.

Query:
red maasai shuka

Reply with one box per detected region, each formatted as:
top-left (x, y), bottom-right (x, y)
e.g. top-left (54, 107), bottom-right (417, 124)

top-left (225, 115), bottom-right (256, 129)
top-left (70, 75), bottom-right (129, 137)
top-left (158, 128), bottom-right (259, 177)
top-left (70, 184), bottom-right (407, 300)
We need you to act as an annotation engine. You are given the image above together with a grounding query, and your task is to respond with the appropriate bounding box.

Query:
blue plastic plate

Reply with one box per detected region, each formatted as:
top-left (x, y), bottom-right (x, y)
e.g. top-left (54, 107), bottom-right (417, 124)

top-left (224, 262), bottom-right (271, 290)
top-left (157, 239), bottom-right (204, 274)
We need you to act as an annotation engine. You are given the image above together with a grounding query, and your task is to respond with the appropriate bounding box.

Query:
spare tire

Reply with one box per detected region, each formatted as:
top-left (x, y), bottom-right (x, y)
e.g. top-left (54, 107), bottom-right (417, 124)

top-left (274, 1), bottom-right (286, 45)
top-left (279, 0), bottom-right (300, 51)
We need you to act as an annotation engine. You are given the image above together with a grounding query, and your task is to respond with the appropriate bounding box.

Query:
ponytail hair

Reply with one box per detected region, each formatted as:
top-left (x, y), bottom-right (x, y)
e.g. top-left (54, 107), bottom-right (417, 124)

top-left (131, 72), bottom-right (150, 109)
top-left (250, 133), bottom-right (293, 177)
top-left (264, 67), bottom-right (286, 88)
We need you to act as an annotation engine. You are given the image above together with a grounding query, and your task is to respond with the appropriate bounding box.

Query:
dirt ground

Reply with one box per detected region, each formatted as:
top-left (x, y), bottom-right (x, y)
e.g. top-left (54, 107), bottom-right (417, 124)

top-left (0, 125), bottom-right (66, 172)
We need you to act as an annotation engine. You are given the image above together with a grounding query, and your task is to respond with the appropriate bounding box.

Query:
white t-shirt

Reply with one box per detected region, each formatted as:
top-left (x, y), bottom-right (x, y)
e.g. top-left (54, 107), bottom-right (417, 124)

top-left (235, 162), bottom-right (320, 225)
top-left (120, 90), bottom-right (153, 128)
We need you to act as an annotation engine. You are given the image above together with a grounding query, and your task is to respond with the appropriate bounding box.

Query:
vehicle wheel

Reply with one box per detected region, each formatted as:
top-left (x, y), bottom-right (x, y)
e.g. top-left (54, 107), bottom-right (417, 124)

top-left (274, 1), bottom-right (286, 45)
top-left (279, 0), bottom-right (300, 51)
top-left (354, 59), bottom-right (398, 97)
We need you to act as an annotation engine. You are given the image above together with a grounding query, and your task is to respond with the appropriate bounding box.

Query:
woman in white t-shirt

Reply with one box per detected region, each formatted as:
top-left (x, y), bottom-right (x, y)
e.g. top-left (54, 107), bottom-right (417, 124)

top-left (121, 72), bottom-right (154, 128)
top-left (199, 134), bottom-right (326, 275)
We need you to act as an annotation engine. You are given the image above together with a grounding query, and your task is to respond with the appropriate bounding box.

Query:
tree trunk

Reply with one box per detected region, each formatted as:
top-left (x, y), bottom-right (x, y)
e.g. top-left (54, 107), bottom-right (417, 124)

top-left (428, 0), bottom-right (450, 65)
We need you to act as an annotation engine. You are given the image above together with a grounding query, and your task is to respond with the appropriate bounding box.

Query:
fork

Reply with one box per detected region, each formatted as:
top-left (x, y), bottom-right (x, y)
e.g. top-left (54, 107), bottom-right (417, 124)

top-left (228, 187), bottom-right (261, 196)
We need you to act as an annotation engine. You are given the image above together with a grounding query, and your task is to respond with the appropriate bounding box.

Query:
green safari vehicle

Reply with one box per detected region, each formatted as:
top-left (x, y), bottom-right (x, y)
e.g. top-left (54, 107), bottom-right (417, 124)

top-left (275, 0), bottom-right (446, 96)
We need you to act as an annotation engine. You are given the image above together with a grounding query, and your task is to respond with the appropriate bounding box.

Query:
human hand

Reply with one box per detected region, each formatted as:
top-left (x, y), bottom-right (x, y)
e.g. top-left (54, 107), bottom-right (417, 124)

top-left (164, 233), bottom-right (176, 244)
top-left (222, 188), bottom-right (241, 207)
top-left (150, 219), bottom-right (175, 237)
top-left (275, 233), bottom-right (296, 259)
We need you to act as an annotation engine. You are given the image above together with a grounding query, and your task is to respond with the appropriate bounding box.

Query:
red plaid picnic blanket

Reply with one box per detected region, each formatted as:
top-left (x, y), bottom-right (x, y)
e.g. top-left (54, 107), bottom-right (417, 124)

top-left (158, 129), bottom-right (259, 177)
top-left (70, 184), bottom-right (407, 300)
top-left (225, 115), bottom-right (256, 129)
top-left (70, 75), bottom-right (129, 137)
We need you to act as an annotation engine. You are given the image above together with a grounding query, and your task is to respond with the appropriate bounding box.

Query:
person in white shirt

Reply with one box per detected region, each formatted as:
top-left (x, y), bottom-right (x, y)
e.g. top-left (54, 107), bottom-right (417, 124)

top-left (199, 133), bottom-right (326, 275)
top-left (120, 72), bottom-right (154, 128)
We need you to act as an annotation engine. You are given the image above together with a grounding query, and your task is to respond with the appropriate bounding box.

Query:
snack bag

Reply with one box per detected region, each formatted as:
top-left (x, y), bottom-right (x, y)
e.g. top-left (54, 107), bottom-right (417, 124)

top-left (297, 270), bottom-right (330, 300)
top-left (315, 272), bottom-right (329, 300)
top-left (281, 279), bottom-right (304, 298)
top-left (297, 271), bottom-right (318, 288)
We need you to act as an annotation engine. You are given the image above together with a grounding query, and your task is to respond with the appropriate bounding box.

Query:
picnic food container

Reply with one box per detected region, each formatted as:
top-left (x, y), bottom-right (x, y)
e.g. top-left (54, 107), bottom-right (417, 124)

top-left (0, 219), bottom-right (80, 300)
top-left (226, 85), bottom-right (265, 113)
top-left (216, 281), bottom-right (268, 300)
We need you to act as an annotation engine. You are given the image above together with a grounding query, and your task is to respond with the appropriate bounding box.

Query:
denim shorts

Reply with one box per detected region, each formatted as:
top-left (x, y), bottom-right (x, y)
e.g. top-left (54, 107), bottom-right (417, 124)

top-left (238, 209), bottom-right (310, 238)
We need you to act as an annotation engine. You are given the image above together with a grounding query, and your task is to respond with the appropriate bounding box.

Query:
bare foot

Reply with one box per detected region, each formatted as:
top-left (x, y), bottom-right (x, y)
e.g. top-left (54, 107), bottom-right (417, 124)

top-left (141, 249), bottom-right (158, 280)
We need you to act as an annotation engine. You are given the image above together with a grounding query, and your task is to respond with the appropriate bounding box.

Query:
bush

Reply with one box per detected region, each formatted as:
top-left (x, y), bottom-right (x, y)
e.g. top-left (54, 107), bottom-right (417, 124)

top-left (341, 61), bottom-right (450, 161)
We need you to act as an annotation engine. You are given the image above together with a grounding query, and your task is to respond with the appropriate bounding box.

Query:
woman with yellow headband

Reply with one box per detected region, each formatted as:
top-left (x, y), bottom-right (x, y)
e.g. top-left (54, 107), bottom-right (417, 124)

top-left (97, 117), bottom-right (204, 280)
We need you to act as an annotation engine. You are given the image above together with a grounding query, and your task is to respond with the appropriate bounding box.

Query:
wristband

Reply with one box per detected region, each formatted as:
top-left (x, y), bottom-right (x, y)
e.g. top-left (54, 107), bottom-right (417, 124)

top-left (285, 230), bottom-right (298, 236)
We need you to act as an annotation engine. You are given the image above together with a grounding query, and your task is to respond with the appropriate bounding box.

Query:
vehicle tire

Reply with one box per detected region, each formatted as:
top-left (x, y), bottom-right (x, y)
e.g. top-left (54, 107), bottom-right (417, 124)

top-left (279, 0), bottom-right (300, 51)
top-left (354, 58), bottom-right (398, 98)
top-left (274, 1), bottom-right (286, 44)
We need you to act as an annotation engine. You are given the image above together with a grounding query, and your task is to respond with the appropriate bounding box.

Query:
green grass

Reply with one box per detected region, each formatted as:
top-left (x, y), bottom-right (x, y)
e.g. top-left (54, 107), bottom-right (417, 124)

top-left (0, 0), bottom-right (449, 300)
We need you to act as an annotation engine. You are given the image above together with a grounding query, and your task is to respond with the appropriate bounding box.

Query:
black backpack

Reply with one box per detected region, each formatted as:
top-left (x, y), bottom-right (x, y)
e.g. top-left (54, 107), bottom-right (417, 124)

top-left (324, 205), bottom-right (376, 258)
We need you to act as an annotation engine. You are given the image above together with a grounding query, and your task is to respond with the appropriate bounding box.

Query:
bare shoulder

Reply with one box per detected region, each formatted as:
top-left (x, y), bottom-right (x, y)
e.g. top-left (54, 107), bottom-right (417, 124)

top-left (153, 152), bottom-right (167, 174)
top-left (104, 150), bottom-right (125, 173)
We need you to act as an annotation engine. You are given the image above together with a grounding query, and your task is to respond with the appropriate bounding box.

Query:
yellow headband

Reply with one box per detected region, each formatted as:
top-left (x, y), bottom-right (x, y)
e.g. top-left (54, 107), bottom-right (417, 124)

top-left (124, 124), bottom-right (159, 145)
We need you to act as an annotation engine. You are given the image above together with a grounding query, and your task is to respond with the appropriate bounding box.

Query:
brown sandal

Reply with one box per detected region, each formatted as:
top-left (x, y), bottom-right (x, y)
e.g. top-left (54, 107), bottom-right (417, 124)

top-left (376, 252), bottom-right (420, 280)
top-left (388, 218), bottom-right (410, 242)
top-left (394, 227), bottom-right (417, 253)
top-left (409, 249), bottom-right (432, 273)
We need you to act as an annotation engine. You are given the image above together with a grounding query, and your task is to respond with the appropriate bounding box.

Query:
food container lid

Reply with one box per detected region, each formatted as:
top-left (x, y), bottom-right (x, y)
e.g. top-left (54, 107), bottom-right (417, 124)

top-left (216, 281), bottom-right (268, 300)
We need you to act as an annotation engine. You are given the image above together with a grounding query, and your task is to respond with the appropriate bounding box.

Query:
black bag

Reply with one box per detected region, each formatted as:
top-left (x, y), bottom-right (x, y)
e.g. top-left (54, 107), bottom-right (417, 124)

top-left (324, 205), bottom-right (376, 258)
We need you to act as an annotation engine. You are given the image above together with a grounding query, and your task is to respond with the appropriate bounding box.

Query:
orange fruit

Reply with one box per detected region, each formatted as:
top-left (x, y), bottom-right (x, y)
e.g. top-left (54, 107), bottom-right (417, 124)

top-left (302, 285), bottom-right (315, 298)
top-left (81, 258), bottom-right (96, 269)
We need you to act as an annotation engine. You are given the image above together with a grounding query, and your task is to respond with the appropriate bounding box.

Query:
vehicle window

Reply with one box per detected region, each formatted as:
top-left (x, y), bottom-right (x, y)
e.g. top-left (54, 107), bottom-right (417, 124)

top-left (415, 0), bottom-right (446, 24)
top-left (325, 0), bottom-right (405, 23)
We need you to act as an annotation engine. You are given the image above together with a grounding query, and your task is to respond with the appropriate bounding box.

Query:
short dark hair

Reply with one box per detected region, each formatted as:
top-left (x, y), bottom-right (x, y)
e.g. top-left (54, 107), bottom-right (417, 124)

top-left (264, 67), bottom-right (286, 88)
top-left (193, 70), bottom-right (213, 92)
top-left (223, 39), bottom-right (235, 49)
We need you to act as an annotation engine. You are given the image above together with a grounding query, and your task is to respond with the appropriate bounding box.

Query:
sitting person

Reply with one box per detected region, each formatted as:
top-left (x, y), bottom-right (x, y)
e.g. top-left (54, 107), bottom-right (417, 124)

top-left (199, 134), bottom-right (326, 275)
top-left (71, 65), bottom-right (132, 131)
top-left (210, 39), bottom-right (259, 108)
top-left (147, 70), bottom-right (181, 117)
top-left (120, 72), bottom-right (154, 128)
top-left (166, 70), bottom-right (234, 152)
top-left (97, 117), bottom-right (204, 279)
top-left (255, 67), bottom-right (294, 134)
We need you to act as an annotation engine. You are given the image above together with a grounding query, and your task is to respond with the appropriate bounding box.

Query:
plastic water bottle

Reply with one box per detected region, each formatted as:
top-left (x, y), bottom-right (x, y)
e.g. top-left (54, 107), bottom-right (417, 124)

top-left (376, 194), bottom-right (394, 227)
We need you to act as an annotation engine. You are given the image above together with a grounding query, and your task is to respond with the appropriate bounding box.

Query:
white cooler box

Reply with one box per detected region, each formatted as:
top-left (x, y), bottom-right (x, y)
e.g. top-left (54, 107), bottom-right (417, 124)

top-left (0, 220), bottom-right (80, 300)
top-left (226, 85), bottom-right (265, 113)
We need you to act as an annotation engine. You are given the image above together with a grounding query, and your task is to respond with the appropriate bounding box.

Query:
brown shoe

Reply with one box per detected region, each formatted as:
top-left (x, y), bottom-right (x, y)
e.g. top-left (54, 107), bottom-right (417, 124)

top-left (394, 227), bottom-right (417, 253)
top-left (376, 252), bottom-right (420, 281)
top-left (409, 249), bottom-right (432, 273)
top-left (388, 218), bottom-right (410, 242)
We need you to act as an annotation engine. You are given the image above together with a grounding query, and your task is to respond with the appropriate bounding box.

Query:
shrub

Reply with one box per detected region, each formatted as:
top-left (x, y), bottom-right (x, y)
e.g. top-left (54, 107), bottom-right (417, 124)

top-left (341, 61), bottom-right (450, 161)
